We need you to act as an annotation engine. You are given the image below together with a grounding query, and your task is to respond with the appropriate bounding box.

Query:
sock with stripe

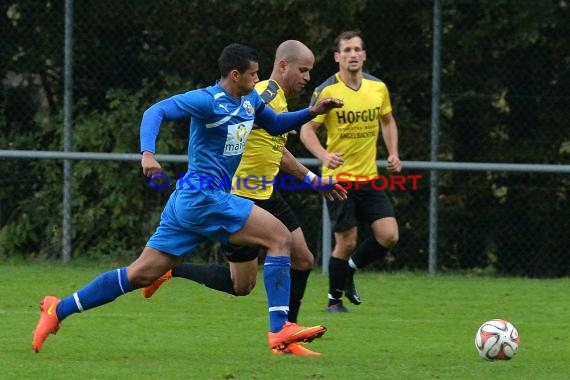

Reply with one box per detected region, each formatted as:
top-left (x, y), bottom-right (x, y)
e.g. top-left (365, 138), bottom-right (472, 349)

top-left (56, 267), bottom-right (132, 321)
top-left (263, 255), bottom-right (291, 332)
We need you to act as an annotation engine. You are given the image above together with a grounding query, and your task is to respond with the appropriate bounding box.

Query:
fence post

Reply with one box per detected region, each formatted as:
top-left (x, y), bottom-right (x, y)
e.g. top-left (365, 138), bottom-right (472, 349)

top-left (62, 0), bottom-right (74, 263)
top-left (321, 196), bottom-right (331, 273)
top-left (429, 0), bottom-right (442, 274)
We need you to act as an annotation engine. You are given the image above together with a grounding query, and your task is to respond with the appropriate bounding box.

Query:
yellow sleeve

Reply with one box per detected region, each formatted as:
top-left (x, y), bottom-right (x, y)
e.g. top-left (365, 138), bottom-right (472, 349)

top-left (380, 82), bottom-right (392, 115)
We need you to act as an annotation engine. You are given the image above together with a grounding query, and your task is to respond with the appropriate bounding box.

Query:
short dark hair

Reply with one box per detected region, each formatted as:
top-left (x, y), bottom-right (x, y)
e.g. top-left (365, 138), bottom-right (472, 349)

top-left (218, 43), bottom-right (259, 77)
top-left (334, 30), bottom-right (365, 52)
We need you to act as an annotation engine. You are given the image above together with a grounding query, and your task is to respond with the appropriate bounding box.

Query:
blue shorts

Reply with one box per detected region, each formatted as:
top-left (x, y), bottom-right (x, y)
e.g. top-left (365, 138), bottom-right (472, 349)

top-left (146, 188), bottom-right (254, 257)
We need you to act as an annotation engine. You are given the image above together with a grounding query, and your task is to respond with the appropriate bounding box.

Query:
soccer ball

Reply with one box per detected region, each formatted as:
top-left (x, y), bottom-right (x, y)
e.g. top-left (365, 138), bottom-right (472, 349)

top-left (475, 319), bottom-right (520, 360)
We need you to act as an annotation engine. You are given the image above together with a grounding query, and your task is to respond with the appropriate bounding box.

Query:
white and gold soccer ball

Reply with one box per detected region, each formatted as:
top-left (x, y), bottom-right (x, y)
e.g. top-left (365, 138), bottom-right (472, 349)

top-left (475, 319), bottom-right (520, 360)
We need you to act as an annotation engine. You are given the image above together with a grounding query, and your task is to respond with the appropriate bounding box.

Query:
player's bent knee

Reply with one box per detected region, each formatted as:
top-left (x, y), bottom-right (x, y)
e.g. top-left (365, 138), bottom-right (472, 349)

top-left (234, 282), bottom-right (255, 296)
top-left (380, 234), bottom-right (399, 249)
top-left (340, 240), bottom-right (358, 253)
top-left (268, 230), bottom-right (293, 252)
top-left (291, 252), bottom-right (314, 270)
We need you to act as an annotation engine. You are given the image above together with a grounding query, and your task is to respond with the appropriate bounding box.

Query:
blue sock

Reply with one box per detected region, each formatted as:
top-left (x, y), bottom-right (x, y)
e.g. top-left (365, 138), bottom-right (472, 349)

top-left (56, 267), bottom-right (132, 321)
top-left (263, 255), bottom-right (291, 332)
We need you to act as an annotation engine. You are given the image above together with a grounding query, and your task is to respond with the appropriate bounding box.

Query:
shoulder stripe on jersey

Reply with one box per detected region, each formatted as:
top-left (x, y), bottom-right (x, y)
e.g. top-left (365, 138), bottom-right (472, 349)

top-left (206, 103), bottom-right (241, 128)
top-left (310, 74), bottom-right (338, 105)
top-left (363, 72), bottom-right (383, 82)
top-left (315, 75), bottom-right (338, 93)
top-left (260, 80), bottom-right (280, 104)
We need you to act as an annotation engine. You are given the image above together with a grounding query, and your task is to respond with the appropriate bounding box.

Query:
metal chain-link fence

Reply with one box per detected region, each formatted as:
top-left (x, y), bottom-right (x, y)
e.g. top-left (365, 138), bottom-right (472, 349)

top-left (2, 0), bottom-right (569, 276)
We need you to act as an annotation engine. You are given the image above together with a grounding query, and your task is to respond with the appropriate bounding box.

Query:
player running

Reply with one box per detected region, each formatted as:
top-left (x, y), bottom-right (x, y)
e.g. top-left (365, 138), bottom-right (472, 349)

top-left (141, 40), bottom-right (346, 356)
top-left (33, 43), bottom-right (343, 353)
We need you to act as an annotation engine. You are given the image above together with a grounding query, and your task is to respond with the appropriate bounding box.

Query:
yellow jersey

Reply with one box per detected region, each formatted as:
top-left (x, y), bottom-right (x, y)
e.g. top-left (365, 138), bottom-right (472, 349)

top-left (231, 79), bottom-right (288, 200)
top-left (310, 72), bottom-right (392, 179)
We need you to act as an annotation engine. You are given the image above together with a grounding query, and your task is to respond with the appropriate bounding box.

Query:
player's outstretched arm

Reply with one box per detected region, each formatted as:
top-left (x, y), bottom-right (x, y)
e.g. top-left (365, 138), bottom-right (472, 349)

top-left (255, 98), bottom-right (343, 136)
top-left (279, 148), bottom-right (310, 179)
top-left (279, 149), bottom-right (346, 201)
top-left (308, 98), bottom-right (344, 117)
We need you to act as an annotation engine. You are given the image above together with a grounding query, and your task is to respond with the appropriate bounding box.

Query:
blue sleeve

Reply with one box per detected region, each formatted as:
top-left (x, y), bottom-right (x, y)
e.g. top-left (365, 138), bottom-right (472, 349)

top-left (254, 106), bottom-right (313, 136)
top-left (140, 97), bottom-right (187, 153)
top-left (172, 89), bottom-right (213, 119)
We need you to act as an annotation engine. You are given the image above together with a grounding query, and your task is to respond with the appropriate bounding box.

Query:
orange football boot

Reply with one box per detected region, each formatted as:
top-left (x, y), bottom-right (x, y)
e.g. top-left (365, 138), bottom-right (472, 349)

top-left (272, 342), bottom-right (321, 356)
top-left (33, 296), bottom-right (61, 353)
top-left (267, 321), bottom-right (326, 350)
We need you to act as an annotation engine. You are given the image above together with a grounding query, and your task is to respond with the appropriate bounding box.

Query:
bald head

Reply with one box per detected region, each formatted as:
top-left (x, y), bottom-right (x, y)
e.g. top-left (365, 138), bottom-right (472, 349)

top-left (274, 40), bottom-right (314, 64)
top-left (271, 40), bottom-right (315, 98)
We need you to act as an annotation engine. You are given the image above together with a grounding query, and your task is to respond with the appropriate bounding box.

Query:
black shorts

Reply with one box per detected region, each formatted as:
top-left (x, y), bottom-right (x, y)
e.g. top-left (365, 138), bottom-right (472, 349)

top-left (327, 179), bottom-right (395, 232)
top-left (225, 191), bottom-right (300, 263)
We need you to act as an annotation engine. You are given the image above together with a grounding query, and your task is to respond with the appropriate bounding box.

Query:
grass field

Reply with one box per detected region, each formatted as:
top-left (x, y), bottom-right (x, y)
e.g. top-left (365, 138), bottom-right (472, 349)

top-left (1, 263), bottom-right (569, 379)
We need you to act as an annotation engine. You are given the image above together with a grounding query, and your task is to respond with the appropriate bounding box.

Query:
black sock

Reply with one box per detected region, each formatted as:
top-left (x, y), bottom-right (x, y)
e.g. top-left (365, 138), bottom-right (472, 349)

top-left (288, 268), bottom-right (311, 323)
top-left (328, 257), bottom-right (349, 304)
top-left (351, 237), bottom-right (388, 269)
top-left (172, 263), bottom-right (236, 295)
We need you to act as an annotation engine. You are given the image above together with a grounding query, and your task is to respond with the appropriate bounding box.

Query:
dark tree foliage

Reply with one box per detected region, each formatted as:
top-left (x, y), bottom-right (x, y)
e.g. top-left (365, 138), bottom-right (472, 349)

top-left (1, 0), bottom-right (569, 276)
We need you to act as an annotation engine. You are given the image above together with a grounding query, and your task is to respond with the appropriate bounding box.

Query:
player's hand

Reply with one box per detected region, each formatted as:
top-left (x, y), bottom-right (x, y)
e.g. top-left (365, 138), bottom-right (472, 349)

top-left (141, 152), bottom-right (162, 177)
top-left (387, 154), bottom-right (402, 173)
top-left (314, 177), bottom-right (347, 201)
top-left (322, 152), bottom-right (344, 169)
top-left (309, 98), bottom-right (344, 116)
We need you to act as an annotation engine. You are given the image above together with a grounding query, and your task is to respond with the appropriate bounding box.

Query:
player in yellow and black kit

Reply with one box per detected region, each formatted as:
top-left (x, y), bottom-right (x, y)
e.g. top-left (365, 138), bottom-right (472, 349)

top-left (141, 40), bottom-right (345, 355)
top-left (301, 30), bottom-right (402, 312)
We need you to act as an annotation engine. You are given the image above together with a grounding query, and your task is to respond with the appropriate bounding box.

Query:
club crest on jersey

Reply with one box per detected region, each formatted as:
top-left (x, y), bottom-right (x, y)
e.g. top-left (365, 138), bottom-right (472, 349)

top-left (243, 100), bottom-right (254, 116)
top-left (224, 120), bottom-right (254, 156)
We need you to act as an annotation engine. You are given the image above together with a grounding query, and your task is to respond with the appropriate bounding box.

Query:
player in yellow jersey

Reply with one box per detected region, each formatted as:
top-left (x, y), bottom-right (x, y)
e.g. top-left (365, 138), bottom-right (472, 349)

top-left (301, 30), bottom-right (401, 312)
top-left (142, 40), bottom-right (346, 355)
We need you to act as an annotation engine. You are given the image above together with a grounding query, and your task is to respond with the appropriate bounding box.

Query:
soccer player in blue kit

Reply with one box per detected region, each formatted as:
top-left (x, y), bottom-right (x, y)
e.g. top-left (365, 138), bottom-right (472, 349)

top-left (33, 43), bottom-right (343, 354)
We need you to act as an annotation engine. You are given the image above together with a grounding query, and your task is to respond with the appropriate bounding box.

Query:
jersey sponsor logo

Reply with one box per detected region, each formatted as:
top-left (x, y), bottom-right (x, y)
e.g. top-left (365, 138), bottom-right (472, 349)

top-left (335, 107), bottom-right (381, 124)
top-left (236, 124), bottom-right (248, 141)
top-left (271, 135), bottom-right (286, 152)
top-left (339, 131), bottom-right (376, 139)
top-left (224, 120), bottom-right (254, 155)
top-left (272, 142), bottom-right (285, 152)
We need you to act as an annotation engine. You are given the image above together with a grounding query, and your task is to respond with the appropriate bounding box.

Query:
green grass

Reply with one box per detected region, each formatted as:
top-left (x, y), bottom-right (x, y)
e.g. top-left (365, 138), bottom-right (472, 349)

top-left (1, 263), bottom-right (569, 379)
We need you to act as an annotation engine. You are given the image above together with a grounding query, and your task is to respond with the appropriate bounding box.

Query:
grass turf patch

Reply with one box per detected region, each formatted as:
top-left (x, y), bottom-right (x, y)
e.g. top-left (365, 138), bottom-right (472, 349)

top-left (1, 263), bottom-right (569, 379)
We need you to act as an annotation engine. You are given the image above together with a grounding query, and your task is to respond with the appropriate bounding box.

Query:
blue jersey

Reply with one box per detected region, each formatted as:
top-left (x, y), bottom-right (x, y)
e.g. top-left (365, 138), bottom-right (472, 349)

top-left (140, 82), bottom-right (313, 193)
top-left (172, 83), bottom-right (265, 192)
top-left (140, 81), bottom-right (315, 256)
